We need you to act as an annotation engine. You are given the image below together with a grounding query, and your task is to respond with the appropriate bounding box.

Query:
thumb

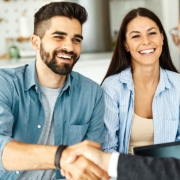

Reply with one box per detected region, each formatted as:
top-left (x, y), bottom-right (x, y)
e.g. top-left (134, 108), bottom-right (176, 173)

top-left (66, 153), bottom-right (78, 163)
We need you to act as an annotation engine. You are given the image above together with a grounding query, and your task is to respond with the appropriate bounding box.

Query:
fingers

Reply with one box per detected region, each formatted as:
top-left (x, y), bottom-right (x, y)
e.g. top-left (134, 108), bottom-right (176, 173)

top-left (64, 140), bottom-right (101, 164)
top-left (67, 146), bottom-right (101, 164)
top-left (61, 155), bottom-right (106, 180)
top-left (60, 169), bottom-right (65, 177)
top-left (88, 158), bottom-right (109, 180)
top-left (67, 145), bottom-right (111, 173)
top-left (82, 140), bottom-right (101, 149)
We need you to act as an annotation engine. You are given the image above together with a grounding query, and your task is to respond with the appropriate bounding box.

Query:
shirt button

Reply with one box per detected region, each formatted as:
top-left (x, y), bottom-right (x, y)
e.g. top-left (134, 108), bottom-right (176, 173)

top-left (37, 125), bottom-right (41, 128)
top-left (16, 171), bottom-right (19, 174)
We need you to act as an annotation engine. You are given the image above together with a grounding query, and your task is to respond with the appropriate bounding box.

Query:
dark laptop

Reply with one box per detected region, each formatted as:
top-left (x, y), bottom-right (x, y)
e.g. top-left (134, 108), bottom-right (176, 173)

top-left (133, 141), bottom-right (180, 159)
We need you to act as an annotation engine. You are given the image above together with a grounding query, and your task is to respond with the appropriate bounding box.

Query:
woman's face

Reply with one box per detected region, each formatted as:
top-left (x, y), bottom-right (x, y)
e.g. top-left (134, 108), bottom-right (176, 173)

top-left (124, 16), bottom-right (164, 68)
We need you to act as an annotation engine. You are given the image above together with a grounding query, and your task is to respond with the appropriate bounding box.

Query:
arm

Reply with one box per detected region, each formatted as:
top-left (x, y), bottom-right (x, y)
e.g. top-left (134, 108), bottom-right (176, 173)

top-left (117, 154), bottom-right (180, 180)
top-left (2, 140), bottom-right (57, 170)
top-left (0, 74), bottom-right (57, 171)
top-left (3, 140), bottom-right (107, 180)
top-left (64, 140), bottom-right (180, 180)
top-left (101, 85), bottom-right (120, 152)
top-left (83, 86), bottom-right (105, 143)
top-left (61, 140), bottom-right (110, 180)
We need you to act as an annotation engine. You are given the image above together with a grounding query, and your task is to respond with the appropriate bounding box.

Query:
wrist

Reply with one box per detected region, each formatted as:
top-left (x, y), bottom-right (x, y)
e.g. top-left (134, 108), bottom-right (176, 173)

top-left (102, 152), bottom-right (111, 172)
top-left (54, 145), bottom-right (68, 169)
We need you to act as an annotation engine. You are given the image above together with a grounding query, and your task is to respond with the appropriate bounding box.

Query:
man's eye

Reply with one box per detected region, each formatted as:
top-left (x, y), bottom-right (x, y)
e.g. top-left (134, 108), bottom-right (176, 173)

top-left (54, 36), bottom-right (63, 39)
top-left (132, 35), bottom-right (140, 39)
top-left (73, 38), bottom-right (81, 43)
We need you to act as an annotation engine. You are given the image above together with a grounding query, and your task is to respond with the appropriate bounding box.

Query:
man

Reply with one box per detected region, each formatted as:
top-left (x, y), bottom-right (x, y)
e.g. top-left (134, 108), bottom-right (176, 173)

top-left (62, 140), bottom-right (180, 180)
top-left (0, 2), bottom-right (105, 180)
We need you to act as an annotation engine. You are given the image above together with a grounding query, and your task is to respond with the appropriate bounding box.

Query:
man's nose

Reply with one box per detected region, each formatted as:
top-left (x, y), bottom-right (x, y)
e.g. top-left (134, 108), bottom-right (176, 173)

top-left (61, 39), bottom-right (73, 52)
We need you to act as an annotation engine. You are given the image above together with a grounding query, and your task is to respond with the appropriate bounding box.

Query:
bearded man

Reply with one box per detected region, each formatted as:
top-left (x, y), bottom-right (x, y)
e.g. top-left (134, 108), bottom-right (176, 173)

top-left (0, 2), bottom-right (105, 180)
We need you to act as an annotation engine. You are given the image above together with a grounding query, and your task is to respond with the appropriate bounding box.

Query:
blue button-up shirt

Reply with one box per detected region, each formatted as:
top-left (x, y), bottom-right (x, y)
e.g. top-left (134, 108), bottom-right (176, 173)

top-left (102, 68), bottom-right (180, 153)
top-left (0, 60), bottom-right (104, 180)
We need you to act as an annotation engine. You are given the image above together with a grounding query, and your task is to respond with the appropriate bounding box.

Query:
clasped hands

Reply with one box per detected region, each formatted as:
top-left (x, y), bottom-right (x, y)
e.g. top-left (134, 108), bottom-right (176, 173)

top-left (60, 140), bottom-right (111, 180)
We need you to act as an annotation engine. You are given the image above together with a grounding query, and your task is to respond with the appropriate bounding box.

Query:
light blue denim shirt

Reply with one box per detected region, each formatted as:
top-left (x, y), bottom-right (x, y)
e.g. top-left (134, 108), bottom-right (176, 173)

top-left (102, 67), bottom-right (180, 153)
top-left (0, 60), bottom-right (105, 180)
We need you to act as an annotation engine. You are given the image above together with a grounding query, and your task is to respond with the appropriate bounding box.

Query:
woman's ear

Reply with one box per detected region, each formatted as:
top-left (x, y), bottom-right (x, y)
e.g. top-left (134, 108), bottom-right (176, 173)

top-left (124, 41), bottom-right (129, 52)
top-left (30, 35), bottom-right (40, 50)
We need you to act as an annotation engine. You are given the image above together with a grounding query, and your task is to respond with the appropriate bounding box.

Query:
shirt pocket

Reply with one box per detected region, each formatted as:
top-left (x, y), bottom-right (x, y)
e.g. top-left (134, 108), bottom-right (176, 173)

top-left (68, 123), bottom-right (89, 145)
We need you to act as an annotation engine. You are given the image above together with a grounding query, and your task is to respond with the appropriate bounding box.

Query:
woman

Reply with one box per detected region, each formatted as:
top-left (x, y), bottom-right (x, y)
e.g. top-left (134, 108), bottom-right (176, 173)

top-left (102, 7), bottom-right (180, 154)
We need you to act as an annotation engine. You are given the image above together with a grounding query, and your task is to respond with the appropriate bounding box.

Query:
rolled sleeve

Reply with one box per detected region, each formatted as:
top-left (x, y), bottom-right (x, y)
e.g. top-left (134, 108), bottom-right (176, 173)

top-left (0, 73), bottom-right (15, 171)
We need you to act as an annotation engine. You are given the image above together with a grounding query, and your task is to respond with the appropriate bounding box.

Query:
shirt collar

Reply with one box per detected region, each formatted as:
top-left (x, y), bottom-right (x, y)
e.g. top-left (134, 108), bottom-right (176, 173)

top-left (118, 67), bottom-right (134, 92)
top-left (24, 60), bottom-right (37, 91)
top-left (24, 60), bottom-right (71, 95)
top-left (155, 68), bottom-right (172, 97)
top-left (118, 67), bottom-right (172, 94)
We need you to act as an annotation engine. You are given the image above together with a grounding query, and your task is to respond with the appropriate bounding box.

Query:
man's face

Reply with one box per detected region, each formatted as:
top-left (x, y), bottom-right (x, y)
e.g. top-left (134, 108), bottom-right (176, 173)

top-left (39, 16), bottom-right (83, 75)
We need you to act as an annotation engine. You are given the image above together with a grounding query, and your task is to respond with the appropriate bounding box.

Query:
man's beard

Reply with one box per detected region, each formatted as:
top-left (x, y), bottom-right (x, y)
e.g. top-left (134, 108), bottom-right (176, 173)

top-left (40, 43), bottom-right (79, 75)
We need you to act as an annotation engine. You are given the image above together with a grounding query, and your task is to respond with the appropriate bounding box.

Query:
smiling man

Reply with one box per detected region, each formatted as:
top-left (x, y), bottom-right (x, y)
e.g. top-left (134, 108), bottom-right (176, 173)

top-left (0, 2), bottom-right (105, 180)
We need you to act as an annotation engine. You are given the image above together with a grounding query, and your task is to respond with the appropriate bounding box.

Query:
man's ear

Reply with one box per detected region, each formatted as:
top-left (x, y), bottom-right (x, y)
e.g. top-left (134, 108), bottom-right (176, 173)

top-left (30, 35), bottom-right (40, 50)
top-left (123, 41), bottom-right (129, 52)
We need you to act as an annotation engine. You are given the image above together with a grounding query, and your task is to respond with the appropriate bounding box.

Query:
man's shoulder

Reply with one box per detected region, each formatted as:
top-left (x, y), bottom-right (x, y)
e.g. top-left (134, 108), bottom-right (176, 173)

top-left (0, 65), bottom-right (27, 79)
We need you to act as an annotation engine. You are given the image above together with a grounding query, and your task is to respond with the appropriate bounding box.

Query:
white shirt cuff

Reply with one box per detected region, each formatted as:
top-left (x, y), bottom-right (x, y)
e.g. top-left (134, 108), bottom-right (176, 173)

top-left (108, 152), bottom-right (120, 178)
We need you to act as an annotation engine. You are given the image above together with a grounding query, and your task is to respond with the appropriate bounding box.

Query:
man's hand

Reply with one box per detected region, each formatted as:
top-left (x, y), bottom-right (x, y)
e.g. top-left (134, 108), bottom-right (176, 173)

top-left (66, 140), bottom-right (111, 172)
top-left (60, 140), bottom-right (109, 180)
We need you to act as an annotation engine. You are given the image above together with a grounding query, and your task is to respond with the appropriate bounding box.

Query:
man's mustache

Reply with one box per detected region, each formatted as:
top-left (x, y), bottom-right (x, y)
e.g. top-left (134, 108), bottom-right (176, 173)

top-left (54, 50), bottom-right (77, 58)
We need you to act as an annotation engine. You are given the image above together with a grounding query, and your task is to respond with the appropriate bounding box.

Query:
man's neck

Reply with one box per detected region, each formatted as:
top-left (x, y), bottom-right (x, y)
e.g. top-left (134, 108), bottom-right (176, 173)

top-left (36, 59), bottom-right (67, 89)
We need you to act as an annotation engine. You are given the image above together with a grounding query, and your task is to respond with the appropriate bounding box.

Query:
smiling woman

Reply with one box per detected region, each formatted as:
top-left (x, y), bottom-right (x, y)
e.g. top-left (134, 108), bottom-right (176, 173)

top-left (101, 7), bottom-right (180, 155)
top-left (124, 16), bottom-right (164, 68)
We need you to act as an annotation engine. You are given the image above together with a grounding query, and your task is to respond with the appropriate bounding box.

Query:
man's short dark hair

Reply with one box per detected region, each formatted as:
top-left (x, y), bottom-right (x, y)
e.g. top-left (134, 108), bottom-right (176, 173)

top-left (34, 1), bottom-right (88, 38)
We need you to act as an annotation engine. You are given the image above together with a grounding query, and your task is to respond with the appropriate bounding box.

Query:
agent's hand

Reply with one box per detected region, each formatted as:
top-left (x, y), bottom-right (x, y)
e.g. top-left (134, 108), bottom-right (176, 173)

top-left (60, 141), bottom-right (109, 180)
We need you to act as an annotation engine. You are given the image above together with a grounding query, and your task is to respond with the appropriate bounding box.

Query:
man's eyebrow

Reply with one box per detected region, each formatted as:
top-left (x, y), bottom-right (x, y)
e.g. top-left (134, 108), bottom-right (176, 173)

top-left (52, 31), bottom-right (83, 40)
top-left (52, 31), bottom-right (67, 36)
top-left (75, 34), bottom-right (83, 40)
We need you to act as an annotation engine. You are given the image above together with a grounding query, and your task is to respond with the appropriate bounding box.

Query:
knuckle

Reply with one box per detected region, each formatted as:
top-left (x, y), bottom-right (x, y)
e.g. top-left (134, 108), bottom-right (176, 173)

top-left (83, 140), bottom-right (89, 145)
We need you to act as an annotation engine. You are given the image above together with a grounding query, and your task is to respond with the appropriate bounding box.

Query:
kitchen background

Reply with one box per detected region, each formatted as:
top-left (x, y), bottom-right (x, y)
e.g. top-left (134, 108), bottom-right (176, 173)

top-left (0, 0), bottom-right (179, 84)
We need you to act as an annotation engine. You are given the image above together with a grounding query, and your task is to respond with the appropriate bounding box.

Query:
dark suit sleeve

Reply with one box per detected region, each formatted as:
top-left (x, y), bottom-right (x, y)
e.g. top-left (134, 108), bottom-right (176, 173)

top-left (117, 153), bottom-right (180, 180)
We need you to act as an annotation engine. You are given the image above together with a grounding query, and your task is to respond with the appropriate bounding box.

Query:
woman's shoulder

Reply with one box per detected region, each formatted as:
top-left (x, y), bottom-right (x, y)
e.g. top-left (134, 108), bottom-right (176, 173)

top-left (162, 69), bottom-right (180, 86)
top-left (102, 68), bottom-right (132, 88)
top-left (163, 69), bottom-right (180, 80)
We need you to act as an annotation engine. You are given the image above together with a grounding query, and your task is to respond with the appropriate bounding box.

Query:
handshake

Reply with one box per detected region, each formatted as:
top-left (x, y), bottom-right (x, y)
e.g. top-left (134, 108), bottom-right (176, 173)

top-left (60, 140), bottom-right (112, 180)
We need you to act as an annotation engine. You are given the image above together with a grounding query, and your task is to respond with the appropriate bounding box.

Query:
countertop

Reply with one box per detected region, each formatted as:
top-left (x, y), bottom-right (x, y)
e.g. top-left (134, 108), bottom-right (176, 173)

top-left (0, 52), bottom-right (113, 84)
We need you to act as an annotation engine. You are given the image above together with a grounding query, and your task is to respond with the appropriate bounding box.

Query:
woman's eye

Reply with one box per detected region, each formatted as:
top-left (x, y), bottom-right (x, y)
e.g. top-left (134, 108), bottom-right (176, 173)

top-left (149, 32), bottom-right (157, 35)
top-left (132, 35), bottom-right (140, 39)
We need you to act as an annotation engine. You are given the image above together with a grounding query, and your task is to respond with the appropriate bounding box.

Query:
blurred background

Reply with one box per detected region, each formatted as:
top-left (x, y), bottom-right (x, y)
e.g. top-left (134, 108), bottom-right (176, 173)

top-left (0, 0), bottom-right (179, 84)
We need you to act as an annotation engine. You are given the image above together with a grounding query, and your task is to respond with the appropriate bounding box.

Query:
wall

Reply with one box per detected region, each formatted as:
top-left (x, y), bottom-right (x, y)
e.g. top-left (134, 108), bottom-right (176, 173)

top-left (0, 0), bottom-right (179, 70)
top-left (109, 0), bottom-right (180, 70)
top-left (0, 0), bottom-right (57, 57)
top-left (0, 0), bottom-right (112, 58)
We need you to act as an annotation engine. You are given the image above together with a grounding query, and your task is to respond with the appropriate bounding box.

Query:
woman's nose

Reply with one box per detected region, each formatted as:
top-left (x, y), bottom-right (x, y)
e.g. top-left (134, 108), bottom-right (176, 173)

top-left (142, 36), bottom-right (150, 45)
